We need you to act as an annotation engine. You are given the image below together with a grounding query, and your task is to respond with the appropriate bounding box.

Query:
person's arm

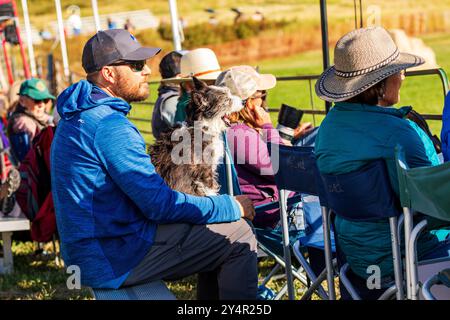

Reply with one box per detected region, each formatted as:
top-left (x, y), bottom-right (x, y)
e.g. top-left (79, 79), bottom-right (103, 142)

top-left (11, 115), bottom-right (38, 139)
top-left (388, 122), bottom-right (433, 168)
top-left (227, 124), bottom-right (276, 178)
top-left (94, 114), bottom-right (242, 224)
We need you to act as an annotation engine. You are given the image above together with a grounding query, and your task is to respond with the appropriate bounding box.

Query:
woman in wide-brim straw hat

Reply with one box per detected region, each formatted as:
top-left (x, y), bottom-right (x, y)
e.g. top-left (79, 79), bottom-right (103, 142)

top-left (314, 26), bottom-right (450, 300)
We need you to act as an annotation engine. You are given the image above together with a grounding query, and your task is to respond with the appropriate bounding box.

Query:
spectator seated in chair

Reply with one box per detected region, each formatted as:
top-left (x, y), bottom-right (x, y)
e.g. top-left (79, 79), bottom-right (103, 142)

top-left (314, 26), bottom-right (450, 299)
top-left (7, 78), bottom-right (55, 163)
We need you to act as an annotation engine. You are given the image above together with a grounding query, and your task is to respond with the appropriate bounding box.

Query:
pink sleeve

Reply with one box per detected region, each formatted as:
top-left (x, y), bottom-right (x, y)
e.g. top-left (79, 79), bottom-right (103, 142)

top-left (227, 124), bottom-right (282, 177)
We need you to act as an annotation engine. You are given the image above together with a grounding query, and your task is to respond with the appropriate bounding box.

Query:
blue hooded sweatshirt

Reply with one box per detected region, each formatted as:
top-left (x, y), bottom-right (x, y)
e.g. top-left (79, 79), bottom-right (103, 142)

top-left (441, 92), bottom-right (450, 162)
top-left (51, 80), bottom-right (241, 288)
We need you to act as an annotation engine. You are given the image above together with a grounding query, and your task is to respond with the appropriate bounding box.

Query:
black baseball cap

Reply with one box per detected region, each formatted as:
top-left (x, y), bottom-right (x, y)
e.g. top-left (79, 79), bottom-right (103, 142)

top-left (82, 29), bottom-right (161, 74)
top-left (159, 50), bottom-right (188, 79)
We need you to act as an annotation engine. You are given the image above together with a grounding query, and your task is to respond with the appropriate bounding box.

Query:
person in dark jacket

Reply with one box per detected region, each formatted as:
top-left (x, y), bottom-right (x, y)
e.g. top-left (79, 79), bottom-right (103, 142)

top-left (51, 29), bottom-right (257, 299)
top-left (151, 50), bottom-right (186, 140)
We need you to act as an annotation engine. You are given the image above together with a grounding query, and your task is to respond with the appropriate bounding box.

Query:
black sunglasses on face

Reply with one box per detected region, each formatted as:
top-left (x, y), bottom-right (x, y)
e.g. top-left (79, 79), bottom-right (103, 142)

top-left (29, 97), bottom-right (51, 104)
top-left (108, 60), bottom-right (147, 72)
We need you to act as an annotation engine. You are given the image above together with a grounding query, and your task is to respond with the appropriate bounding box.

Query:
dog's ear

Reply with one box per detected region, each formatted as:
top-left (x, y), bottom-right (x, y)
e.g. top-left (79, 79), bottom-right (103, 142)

top-left (192, 77), bottom-right (207, 91)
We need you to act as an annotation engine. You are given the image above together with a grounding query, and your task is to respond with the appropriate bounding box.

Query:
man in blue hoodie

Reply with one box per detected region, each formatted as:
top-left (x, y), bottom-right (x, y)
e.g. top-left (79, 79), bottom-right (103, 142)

top-left (51, 29), bottom-right (257, 299)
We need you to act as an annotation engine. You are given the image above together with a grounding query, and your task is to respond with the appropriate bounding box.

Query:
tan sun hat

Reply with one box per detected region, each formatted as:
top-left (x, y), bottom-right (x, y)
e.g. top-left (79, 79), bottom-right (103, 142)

top-left (215, 65), bottom-right (276, 100)
top-left (315, 26), bottom-right (425, 102)
top-left (162, 48), bottom-right (222, 83)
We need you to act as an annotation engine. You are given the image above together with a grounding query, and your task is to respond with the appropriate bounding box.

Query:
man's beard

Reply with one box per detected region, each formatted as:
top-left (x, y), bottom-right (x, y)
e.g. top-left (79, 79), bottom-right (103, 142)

top-left (114, 71), bottom-right (150, 103)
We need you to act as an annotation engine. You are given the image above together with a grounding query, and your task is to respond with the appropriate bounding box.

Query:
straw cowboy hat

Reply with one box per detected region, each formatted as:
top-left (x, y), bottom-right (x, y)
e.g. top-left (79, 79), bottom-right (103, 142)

top-left (162, 48), bottom-right (222, 83)
top-left (315, 26), bottom-right (425, 102)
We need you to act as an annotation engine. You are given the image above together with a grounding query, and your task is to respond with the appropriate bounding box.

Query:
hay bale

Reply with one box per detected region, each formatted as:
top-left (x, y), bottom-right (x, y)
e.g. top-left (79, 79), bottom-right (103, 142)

top-left (389, 29), bottom-right (438, 70)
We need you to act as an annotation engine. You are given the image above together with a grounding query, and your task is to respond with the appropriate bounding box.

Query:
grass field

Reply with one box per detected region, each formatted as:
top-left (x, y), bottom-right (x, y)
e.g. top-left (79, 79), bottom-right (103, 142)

top-left (0, 31), bottom-right (448, 300)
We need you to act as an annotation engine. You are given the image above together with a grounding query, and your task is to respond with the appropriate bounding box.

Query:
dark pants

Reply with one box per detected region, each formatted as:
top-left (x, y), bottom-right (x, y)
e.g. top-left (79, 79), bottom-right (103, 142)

top-left (122, 218), bottom-right (258, 300)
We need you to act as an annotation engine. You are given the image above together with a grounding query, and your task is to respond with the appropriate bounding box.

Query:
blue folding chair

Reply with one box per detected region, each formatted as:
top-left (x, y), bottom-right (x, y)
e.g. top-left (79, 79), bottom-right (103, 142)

top-left (220, 133), bottom-right (333, 300)
top-left (319, 160), bottom-right (404, 300)
top-left (9, 131), bottom-right (31, 163)
top-left (267, 144), bottom-right (336, 300)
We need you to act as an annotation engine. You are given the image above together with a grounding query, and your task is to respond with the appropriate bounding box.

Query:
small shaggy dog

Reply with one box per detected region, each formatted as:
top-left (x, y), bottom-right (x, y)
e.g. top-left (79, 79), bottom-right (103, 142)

top-left (149, 77), bottom-right (243, 196)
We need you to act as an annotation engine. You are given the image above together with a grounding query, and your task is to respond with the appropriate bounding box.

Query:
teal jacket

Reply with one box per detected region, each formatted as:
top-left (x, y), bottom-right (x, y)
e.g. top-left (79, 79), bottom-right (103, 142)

top-left (315, 102), bottom-right (441, 280)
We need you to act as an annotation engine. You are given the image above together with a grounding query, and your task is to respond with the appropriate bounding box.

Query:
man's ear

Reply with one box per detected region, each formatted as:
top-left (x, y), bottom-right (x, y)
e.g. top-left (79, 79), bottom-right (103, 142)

top-left (100, 66), bottom-right (116, 85)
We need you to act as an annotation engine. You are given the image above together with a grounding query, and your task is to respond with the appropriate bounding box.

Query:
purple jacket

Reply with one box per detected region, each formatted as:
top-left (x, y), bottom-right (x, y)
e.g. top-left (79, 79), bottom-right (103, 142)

top-left (227, 123), bottom-right (284, 228)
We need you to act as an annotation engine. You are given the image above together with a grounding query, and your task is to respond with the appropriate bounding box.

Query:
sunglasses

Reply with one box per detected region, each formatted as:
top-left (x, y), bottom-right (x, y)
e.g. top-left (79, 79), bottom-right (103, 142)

top-left (108, 60), bottom-right (147, 72)
top-left (29, 97), bottom-right (51, 104)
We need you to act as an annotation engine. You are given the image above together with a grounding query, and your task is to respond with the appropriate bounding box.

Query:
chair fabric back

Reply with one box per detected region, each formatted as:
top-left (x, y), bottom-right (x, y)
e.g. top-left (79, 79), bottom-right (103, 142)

top-left (267, 144), bottom-right (335, 250)
top-left (267, 144), bottom-right (320, 195)
top-left (396, 149), bottom-right (450, 222)
top-left (320, 160), bottom-right (400, 221)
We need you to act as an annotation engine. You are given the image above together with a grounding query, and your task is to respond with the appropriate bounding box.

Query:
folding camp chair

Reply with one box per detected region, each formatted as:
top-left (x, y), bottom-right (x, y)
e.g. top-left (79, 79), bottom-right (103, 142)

top-left (220, 134), bottom-right (330, 300)
top-left (319, 160), bottom-right (404, 300)
top-left (218, 134), bottom-right (304, 299)
top-left (422, 268), bottom-right (450, 300)
top-left (267, 144), bottom-right (337, 300)
top-left (396, 149), bottom-right (450, 300)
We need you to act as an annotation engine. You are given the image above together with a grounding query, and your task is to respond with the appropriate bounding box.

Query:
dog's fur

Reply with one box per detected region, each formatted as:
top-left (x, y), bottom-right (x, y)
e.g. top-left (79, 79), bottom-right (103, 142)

top-left (149, 77), bottom-right (243, 196)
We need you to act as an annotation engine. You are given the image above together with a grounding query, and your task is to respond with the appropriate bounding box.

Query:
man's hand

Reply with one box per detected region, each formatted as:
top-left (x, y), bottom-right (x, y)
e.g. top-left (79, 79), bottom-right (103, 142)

top-left (234, 195), bottom-right (255, 221)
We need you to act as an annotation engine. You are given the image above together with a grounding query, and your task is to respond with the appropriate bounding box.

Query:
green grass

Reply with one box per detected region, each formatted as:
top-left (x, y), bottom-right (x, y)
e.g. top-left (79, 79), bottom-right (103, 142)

top-left (0, 240), bottom-right (333, 300)
top-left (0, 241), bottom-right (91, 299)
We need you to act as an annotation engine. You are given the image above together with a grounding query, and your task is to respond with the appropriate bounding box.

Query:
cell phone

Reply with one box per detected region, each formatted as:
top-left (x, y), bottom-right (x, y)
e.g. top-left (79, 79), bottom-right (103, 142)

top-left (278, 104), bottom-right (304, 129)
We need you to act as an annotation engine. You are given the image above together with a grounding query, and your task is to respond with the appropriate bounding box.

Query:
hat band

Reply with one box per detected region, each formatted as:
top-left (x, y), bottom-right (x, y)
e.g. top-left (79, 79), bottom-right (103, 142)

top-left (193, 69), bottom-right (221, 77)
top-left (335, 49), bottom-right (400, 78)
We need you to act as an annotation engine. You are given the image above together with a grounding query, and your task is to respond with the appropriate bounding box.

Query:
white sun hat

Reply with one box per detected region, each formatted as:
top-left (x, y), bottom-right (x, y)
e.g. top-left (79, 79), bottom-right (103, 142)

top-left (215, 65), bottom-right (276, 100)
top-left (162, 48), bottom-right (222, 83)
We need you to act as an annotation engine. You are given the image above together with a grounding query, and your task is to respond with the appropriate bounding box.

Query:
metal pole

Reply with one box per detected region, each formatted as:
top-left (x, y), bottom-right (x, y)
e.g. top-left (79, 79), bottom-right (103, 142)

top-left (21, 0), bottom-right (37, 77)
top-left (322, 207), bottom-right (336, 300)
top-left (279, 189), bottom-right (295, 300)
top-left (1, 34), bottom-right (14, 84)
top-left (11, 0), bottom-right (30, 78)
top-left (359, 0), bottom-right (363, 28)
top-left (168, 0), bottom-right (182, 51)
top-left (91, 0), bottom-right (101, 31)
top-left (54, 0), bottom-right (70, 80)
top-left (320, 0), bottom-right (332, 113)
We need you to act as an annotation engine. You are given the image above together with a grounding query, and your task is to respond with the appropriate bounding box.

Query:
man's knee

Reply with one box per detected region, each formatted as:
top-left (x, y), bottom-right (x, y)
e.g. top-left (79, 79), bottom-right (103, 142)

top-left (238, 219), bottom-right (258, 252)
top-left (207, 218), bottom-right (257, 252)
